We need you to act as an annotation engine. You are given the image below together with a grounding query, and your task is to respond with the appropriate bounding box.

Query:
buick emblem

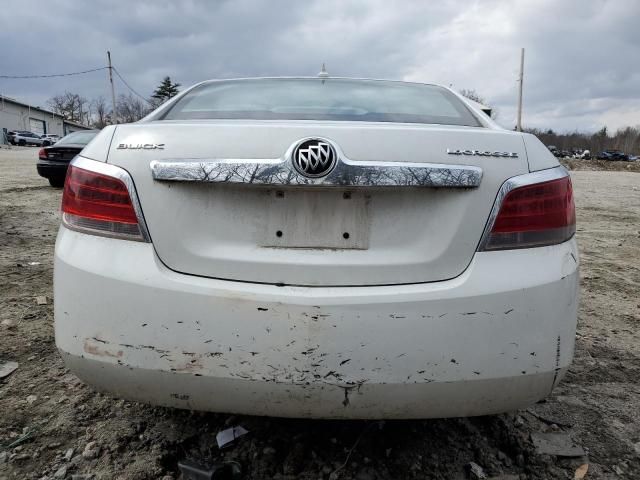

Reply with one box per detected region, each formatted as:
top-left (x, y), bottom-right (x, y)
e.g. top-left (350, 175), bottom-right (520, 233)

top-left (292, 139), bottom-right (337, 178)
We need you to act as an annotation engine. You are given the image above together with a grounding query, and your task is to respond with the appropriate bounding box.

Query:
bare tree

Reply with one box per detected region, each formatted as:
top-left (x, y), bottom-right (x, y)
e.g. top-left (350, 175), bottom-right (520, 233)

top-left (91, 96), bottom-right (111, 128)
top-left (116, 93), bottom-right (150, 123)
top-left (459, 89), bottom-right (498, 119)
top-left (526, 125), bottom-right (640, 155)
top-left (47, 92), bottom-right (88, 123)
top-left (459, 89), bottom-right (486, 105)
top-left (614, 126), bottom-right (640, 153)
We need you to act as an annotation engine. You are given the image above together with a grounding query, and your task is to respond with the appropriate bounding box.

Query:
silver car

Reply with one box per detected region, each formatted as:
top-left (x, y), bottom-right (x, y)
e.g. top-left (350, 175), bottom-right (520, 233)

top-left (11, 131), bottom-right (47, 146)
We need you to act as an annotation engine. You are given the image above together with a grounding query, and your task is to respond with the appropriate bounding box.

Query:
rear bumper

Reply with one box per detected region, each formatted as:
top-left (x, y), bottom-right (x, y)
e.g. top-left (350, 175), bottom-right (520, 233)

top-left (54, 228), bottom-right (579, 419)
top-left (36, 160), bottom-right (68, 179)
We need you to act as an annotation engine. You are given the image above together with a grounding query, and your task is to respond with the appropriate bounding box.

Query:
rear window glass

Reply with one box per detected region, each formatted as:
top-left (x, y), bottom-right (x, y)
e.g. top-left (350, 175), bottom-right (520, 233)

top-left (160, 79), bottom-right (481, 127)
top-left (57, 131), bottom-right (98, 145)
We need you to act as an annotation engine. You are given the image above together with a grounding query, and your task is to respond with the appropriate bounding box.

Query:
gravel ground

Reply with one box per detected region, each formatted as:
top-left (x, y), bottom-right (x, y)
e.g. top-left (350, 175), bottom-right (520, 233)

top-left (560, 158), bottom-right (640, 173)
top-left (1, 146), bottom-right (639, 480)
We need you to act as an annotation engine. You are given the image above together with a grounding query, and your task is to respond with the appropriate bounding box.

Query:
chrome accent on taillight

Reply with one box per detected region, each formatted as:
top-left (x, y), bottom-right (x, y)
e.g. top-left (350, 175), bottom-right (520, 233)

top-left (478, 166), bottom-right (575, 251)
top-left (61, 156), bottom-right (151, 242)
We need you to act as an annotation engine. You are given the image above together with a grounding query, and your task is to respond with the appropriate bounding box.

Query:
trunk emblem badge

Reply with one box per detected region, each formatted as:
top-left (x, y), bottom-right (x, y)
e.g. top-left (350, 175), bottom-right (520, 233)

top-left (117, 143), bottom-right (165, 150)
top-left (447, 148), bottom-right (518, 158)
top-left (292, 139), bottom-right (337, 178)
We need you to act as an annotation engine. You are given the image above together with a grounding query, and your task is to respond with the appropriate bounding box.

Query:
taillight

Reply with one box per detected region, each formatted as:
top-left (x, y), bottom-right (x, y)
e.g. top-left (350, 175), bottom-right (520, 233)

top-left (61, 158), bottom-right (149, 242)
top-left (480, 170), bottom-right (575, 251)
top-left (38, 148), bottom-right (47, 159)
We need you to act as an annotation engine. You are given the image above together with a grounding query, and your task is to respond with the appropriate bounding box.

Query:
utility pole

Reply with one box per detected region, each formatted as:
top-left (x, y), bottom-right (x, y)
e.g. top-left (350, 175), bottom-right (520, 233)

top-left (516, 47), bottom-right (525, 132)
top-left (107, 51), bottom-right (117, 124)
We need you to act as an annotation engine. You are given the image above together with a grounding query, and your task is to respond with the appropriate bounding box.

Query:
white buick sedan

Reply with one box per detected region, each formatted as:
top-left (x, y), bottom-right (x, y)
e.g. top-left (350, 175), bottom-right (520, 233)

top-left (54, 77), bottom-right (578, 419)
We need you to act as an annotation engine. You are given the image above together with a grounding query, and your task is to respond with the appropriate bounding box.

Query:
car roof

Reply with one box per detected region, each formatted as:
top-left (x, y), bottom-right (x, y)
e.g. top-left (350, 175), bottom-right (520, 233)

top-left (197, 76), bottom-right (444, 89)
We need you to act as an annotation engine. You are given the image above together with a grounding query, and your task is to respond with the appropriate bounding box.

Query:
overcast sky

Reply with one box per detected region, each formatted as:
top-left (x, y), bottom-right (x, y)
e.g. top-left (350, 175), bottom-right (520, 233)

top-left (1, 0), bottom-right (638, 132)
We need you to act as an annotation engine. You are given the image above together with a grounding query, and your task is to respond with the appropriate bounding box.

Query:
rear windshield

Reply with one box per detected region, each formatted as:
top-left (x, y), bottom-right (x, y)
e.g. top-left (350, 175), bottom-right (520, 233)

top-left (57, 131), bottom-right (98, 146)
top-left (160, 79), bottom-right (481, 127)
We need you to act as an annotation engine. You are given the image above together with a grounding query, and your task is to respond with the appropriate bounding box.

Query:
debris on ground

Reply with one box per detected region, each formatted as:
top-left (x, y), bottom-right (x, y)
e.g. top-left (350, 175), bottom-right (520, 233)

top-left (178, 459), bottom-right (242, 480)
top-left (1, 318), bottom-right (16, 328)
top-left (526, 409), bottom-right (574, 428)
top-left (35, 295), bottom-right (47, 305)
top-left (0, 361), bottom-right (18, 379)
top-left (574, 463), bottom-right (589, 479)
top-left (215, 426), bottom-right (249, 448)
top-left (2, 428), bottom-right (36, 450)
top-left (530, 432), bottom-right (586, 457)
top-left (561, 157), bottom-right (640, 172)
top-left (82, 441), bottom-right (100, 459)
top-left (64, 447), bottom-right (75, 461)
top-left (25, 394), bottom-right (37, 405)
top-left (53, 464), bottom-right (68, 478)
top-left (466, 461), bottom-right (488, 479)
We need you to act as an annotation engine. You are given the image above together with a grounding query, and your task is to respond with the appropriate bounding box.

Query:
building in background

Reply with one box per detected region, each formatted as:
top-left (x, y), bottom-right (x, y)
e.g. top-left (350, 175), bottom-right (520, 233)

top-left (1, 95), bottom-right (90, 144)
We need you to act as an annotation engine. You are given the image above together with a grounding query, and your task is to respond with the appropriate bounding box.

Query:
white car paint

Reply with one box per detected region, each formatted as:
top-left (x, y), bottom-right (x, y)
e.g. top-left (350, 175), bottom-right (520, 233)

top-left (41, 134), bottom-right (61, 144)
top-left (54, 78), bottom-right (578, 418)
top-left (109, 122), bottom-right (529, 286)
top-left (55, 228), bottom-right (578, 418)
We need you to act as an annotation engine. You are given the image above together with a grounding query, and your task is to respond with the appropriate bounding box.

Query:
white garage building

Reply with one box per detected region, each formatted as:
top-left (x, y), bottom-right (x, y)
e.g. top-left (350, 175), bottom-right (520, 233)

top-left (1, 94), bottom-right (90, 143)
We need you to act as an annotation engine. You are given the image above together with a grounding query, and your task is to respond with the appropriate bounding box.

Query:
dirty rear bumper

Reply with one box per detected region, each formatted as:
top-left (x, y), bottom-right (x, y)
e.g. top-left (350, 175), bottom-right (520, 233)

top-left (60, 351), bottom-right (564, 418)
top-left (54, 227), bottom-right (579, 419)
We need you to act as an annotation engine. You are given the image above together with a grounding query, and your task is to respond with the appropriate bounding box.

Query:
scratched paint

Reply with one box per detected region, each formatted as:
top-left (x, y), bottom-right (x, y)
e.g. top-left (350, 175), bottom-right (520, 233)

top-left (83, 338), bottom-right (123, 359)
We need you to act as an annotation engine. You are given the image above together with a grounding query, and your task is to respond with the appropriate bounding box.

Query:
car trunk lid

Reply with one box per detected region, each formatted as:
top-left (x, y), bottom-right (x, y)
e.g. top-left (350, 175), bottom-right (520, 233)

top-left (106, 121), bottom-right (528, 286)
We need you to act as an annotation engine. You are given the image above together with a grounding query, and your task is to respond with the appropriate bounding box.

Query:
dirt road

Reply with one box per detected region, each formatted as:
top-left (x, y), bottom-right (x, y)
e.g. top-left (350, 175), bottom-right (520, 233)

top-left (1, 146), bottom-right (639, 479)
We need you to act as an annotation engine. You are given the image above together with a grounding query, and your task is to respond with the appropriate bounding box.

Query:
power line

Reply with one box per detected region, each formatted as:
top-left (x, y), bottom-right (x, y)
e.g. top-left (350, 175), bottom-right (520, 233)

top-left (0, 61), bottom-right (153, 106)
top-left (112, 67), bottom-right (152, 105)
top-left (0, 67), bottom-right (108, 79)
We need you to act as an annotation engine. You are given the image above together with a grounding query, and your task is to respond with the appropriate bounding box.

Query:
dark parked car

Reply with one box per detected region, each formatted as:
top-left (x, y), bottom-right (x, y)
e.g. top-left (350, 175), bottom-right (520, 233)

top-left (37, 130), bottom-right (99, 187)
top-left (547, 146), bottom-right (563, 158)
top-left (596, 150), bottom-right (629, 161)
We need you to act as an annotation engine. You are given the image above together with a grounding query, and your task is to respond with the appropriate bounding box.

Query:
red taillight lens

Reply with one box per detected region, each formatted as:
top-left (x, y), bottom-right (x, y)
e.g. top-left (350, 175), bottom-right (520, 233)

top-left (481, 176), bottom-right (575, 250)
top-left (38, 148), bottom-right (47, 159)
top-left (61, 164), bottom-right (147, 241)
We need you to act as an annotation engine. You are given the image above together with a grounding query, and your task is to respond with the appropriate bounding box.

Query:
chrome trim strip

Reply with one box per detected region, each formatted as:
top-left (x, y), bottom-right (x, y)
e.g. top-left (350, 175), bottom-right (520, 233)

top-left (150, 138), bottom-right (483, 188)
top-left (65, 156), bottom-right (151, 242)
top-left (477, 166), bottom-right (570, 251)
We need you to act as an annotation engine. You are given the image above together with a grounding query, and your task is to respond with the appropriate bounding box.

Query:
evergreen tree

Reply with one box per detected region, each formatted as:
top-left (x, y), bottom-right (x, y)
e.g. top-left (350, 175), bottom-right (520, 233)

top-left (151, 77), bottom-right (181, 104)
